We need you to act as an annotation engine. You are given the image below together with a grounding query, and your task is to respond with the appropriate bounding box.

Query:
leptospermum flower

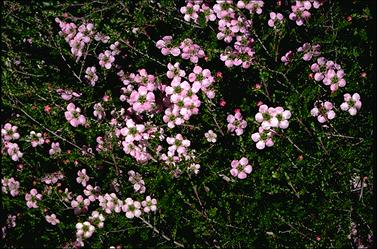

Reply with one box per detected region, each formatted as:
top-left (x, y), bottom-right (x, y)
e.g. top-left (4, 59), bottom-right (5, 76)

top-left (122, 198), bottom-right (142, 219)
top-left (56, 89), bottom-right (82, 101)
top-left (180, 2), bottom-right (200, 22)
top-left (76, 169), bottom-right (89, 187)
top-left (2, 177), bottom-right (20, 197)
top-left (141, 196), bottom-right (157, 213)
top-left (98, 50), bottom-right (115, 69)
top-left (49, 142), bottom-right (61, 155)
top-left (5, 142), bottom-right (23, 161)
top-left (89, 211), bottom-right (105, 228)
top-left (205, 130), bottom-right (217, 143)
top-left (289, 1), bottom-right (311, 26)
top-left (156, 36), bottom-right (181, 56)
top-left (322, 68), bottom-right (346, 92)
top-left (166, 134), bottom-right (191, 155)
top-left (71, 195), bottom-right (91, 214)
top-left (45, 214), bottom-right (60, 225)
top-left (230, 157), bottom-right (253, 179)
top-left (1, 123), bottom-right (20, 141)
top-left (189, 163), bottom-right (201, 174)
top-left (340, 93), bottom-right (362, 116)
top-left (297, 43), bottom-right (320, 61)
top-left (188, 66), bottom-right (214, 93)
top-left (310, 101), bottom-right (336, 123)
top-left (166, 62), bottom-right (186, 81)
top-left (85, 66), bottom-right (98, 86)
top-left (281, 51), bottom-right (294, 65)
top-left (76, 221), bottom-right (95, 239)
top-left (65, 103), bottom-right (86, 127)
top-left (128, 86), bottom-right (155, 113)
top-left (227, 111), bottom-right (247, 136)
top-left (93, 103), bottom-right (105, 120)
top-left (255, 105), bottom-right (291, 130)
top-left (25, 189), bottom-right (42, 208)
top-left (29, 131), bottom-right (44, 147)
top-left (268, 12), bottom-right (284, 28)
top-left (251, 127), bottom-right (275, 150)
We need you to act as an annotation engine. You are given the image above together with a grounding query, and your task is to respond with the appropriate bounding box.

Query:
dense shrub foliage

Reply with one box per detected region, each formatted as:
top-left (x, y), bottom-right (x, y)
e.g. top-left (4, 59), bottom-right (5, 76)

top-left (1, 0), bottom-right (374, 248)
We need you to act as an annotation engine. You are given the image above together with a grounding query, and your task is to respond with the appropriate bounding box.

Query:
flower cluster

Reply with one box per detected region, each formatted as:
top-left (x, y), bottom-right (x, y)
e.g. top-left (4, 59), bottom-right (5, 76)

top-left (3, 142), bottom-right (23, 161)
top-left (156, 37), bottom-right (205, 63)
top-left (2, 177), bottom-right (20, 196)
top-left (49, 142), bottom-right (61, 155)
top-left (252, 104), bottom-right (291, 149)
top-left (310, 57), bottom-right (346, 92)
top-left (55, 19), bottom-right (95, 59)
top-left (289, 1), bottom-right (311, 26)
top-left (98, 50), bottom-right (115, 69)
top-left (230, 157), bottom-right (253, 179)
top-left (227, 111), bottom-right (247, 136)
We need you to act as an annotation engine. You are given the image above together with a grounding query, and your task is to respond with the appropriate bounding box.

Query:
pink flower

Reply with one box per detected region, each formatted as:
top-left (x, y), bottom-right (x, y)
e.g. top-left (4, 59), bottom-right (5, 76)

top-left (25, 189), bottom-right (42, 208)
top-left (310, 101), bottom-right (336, 123)
top-left (268, 12), bottom-right (284, 28)
top-left (85, 66), bottom-right (98, 86)
top-left (227, 111), bottom-right (247, 136)
top-left (251, 127), bottom-right (275, 150)
top-left (180, 2), bottom-right (200, 22)
top-left (141, 196), bottom-right (157, 213)
top-left (340, 93), bottom-right (362, 116)
top-left (122, 198), bottom-right (142, 218)
top-left (28, 131), bottom-right (44, 147)
top-left (297, 43), bottom-right (320, 61)
top-left (45, 214), bottom-right (60, 225)
top-left (76, 169), bottom-right (89, 187)
top-left (5, 142), bottom-right (23, 161)
top-left (281, 51), bottom-right (294, 65)
top-left (49, 142), bottom-right (61, 155)
top-left (322, 69), bottom-right (346, 92)
top-left (156, 36), bottom-right (180, 56)
top-left (98, 50), bottom-right (115, 69)
top-left (230, 157), bottom-right (253, 179)
top-left (65, 103), bottom-right (86, 127)
top-left (1, 123), bottom-right (20, 141)
top-left (2, 177), bottom-right (20, 196)
top-left (289, 2), bottom-right (311, 26)
top-left (71, 195), bottom-right (90, 214)
top-left (166, 62), bottom-right (186, 81)
top-left (56, 89), bottom-right (82, 101)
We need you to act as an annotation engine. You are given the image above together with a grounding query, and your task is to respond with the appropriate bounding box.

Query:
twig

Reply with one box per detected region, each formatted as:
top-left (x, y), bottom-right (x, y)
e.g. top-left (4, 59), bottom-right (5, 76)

top-left (138, 217), bottom-right (184, 248)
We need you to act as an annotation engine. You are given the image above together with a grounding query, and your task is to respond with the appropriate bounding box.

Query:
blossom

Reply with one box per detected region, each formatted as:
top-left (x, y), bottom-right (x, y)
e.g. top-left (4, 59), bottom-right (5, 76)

top-left (188, 66), bottom-right (214, 93)
top-left (56, 89), bottom-right (82, 101)
top-left (76, 169), bottom-right (89, 187)
top-left (251, 127), bottom-right (275, 150)
top-left (2, 177), bottom-right (20, 196)
top-left (128, 86), bottom-right (155, 113)
top-left (76, 221), bottom-right (95, 239)
top-left (281, 51), bottom-right (294, 65)
top-left (5, 142), bottom-right (23, 161)
top-left (141, 196), bottom-right (157, 213)
top-left (25, 189), bottom-right (42, 208)
top-left (128, 170), bottom-right (146, 194)
top-left (49, 142), bottom-right (61, 155)
top-left (122, 198), bottom-right (142, 218)
top-left (98, 193), bottom-right (123, 214)
top-left (156, 36), bottom-right (180, 56)
top-left (230, 157), bottom-right (253, 179)
top-left (93, 103), bottom-right (105, 120)
top-left (98, 50), bottom-right (115, 69)
top-left (166, 134), bottom-right (191, 155)
top-left (310, 101), bottom-right (336, 123)
top-left (89, 211), bottom-right (105, 228)
top-left (268, 12), bottom-right (284, 28)
top-left (85, 66), bottom-right (98, 86)
top-left (227, 111), bottom-right (247, 136)
top-left (340, 93), bottom-right (362, 116)
top-left (180, 2), bottom-right (200, 22)
top-left (322, 68), bottom-right (346, 92)
top-left (83, 184), bottom-right (100, 202)
top-left (289, 1), bottom-right (311, 26)
top-left (45, 214), bottom-right (60, 225)
top-left (205, 130), bottom-right (217, 143)
top-left (166, 62), bottom-right (186, 81)
top-left (28, 131), bottom-right (44, 147)
top-left (71, 195), bottom-right (91, 214)
top-left (297, 43), bottom-right (320, 61)
top-left (189, 163), bottom-right (201, 174)
top-left (41, 171), bottom-right (64, 185)
top-left (1, 123), bottom-right (20, 141)
top-left (65, 103), bottom-right (86, 127)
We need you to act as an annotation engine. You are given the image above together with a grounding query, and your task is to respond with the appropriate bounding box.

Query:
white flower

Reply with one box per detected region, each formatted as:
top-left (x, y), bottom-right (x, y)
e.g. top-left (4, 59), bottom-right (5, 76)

top-left (204, 130), bottom-right (217, 143)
